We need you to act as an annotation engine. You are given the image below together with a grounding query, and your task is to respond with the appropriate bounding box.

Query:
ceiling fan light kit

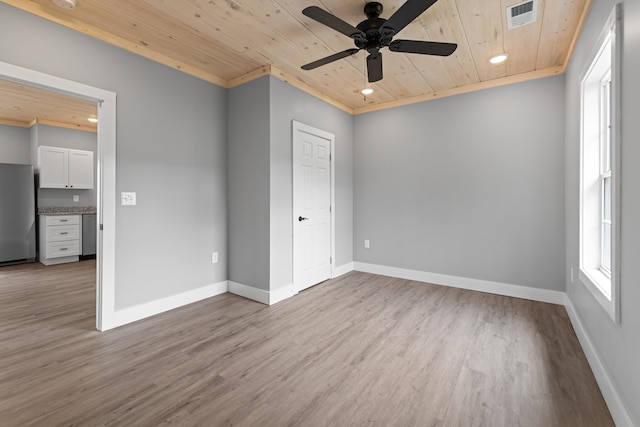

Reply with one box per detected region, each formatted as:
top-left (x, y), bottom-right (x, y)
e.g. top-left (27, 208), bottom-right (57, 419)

top-left (52, 0), bottom-right (77, 9)
top-left (301, 0), bottom-right (457, 84)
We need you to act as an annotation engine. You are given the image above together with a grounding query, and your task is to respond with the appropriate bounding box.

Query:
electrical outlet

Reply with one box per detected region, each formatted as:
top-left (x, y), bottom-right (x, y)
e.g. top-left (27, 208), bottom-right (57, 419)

top-left (73, 195), bottom-right (79, 202)
top-left (364, 239), bottom-right (370, 249)
top-left (121, 192), bottom-right (136, 206)
top-left (212, 252), bottom-right (218, 264)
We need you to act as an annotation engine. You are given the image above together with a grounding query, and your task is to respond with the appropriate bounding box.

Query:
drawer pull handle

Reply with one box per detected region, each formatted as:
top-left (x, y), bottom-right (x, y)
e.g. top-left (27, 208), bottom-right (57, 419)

top-left (60, 248), bottom-right (68, 251)
top-left (60, 220), bottom-right (68, 222)
top-left (60, 232), bottom-right (68, 235)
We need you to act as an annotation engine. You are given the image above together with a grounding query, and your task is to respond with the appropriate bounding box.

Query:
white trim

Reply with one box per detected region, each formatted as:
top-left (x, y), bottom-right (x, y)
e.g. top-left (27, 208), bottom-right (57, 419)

top-left (39, 256), bottom-right (79, 266)
top-left (228, 281), bottom-right (298, 305)
top-left (353, 262), bottom-right (565, 305)
top-left (564, 296), bottom-right (635, 427)
top-left (578, 4), bottom-right (622, 323)
top-left (330, 133), bottom-right (336, 279)
top-left (0, 61), bottom-right (117, 332)
top-left (610, 3), bottom-right (622, 324)
top-left (228, 281), bottom-right (270, 305)
top-left (105, 281), bottom-right (229, 330)
top-left (97, 91), bottom-right (117, 331)
top-left (333, 262), bottom-right (354, 278)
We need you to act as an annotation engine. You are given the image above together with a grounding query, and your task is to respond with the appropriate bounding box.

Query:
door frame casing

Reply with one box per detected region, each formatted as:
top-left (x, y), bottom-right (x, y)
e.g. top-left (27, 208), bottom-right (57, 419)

top-left (292, 120), bottom-right (336, 291)
top-left (0, 61), bottom-right (116, 331)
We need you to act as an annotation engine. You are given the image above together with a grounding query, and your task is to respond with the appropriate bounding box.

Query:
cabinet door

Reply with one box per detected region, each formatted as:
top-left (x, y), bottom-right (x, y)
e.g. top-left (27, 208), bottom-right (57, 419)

top-left (68, 149), bottom-right (94, 189)
top-left (39, 146), bottom-right (68, 188)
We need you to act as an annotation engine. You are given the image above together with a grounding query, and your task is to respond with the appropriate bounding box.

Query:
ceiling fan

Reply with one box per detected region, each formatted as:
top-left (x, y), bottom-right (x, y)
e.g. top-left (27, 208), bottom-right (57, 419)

top-left (301, 0), bottom-right (457, 83)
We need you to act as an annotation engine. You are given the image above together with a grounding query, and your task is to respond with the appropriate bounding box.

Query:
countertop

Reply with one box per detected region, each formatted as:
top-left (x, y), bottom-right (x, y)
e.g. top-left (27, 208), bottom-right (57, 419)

top-left (38, 206), bottom-right (97, 215)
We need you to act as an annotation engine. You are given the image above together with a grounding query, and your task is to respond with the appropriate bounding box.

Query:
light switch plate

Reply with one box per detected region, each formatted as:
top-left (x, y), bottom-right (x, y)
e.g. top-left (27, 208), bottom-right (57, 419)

top-left (73, 195), bottom-right (79, 202)
top-left (121, 192), bottom-right (136, 206)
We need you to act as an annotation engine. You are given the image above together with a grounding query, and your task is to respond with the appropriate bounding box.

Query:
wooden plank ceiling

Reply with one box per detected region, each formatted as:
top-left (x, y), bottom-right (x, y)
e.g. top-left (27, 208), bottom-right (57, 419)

top-left (0, 78), bottom-right (97, 131)
top-left (1, 0), bottom-right (590, 124)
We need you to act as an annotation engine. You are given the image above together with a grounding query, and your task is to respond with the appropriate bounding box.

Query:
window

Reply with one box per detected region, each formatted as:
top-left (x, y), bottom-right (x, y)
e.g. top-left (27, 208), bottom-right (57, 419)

top-left (600, 74), bottom-right (611, 278)
top-left (579, 6), bottom-right (621, 322)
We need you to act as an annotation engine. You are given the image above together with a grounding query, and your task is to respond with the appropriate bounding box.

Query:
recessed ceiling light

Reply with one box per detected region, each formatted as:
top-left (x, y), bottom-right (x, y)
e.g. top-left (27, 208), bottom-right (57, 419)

top-left (361, 88), bottom-right (374, 95)
top-left (52, 0), bottom-right (77, 9)
top-left (489, 53), bottom-right (509, 64)
top-left (88, 117), bottom-right (98, 123)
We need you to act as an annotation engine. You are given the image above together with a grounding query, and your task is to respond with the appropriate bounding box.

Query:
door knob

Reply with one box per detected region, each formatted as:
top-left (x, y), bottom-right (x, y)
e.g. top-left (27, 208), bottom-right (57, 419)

top-left (298, 216), bottom-right (309, 221)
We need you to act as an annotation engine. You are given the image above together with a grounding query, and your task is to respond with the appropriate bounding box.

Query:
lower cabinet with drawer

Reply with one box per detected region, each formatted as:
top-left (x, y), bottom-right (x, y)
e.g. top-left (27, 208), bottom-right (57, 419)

top-left (39, 215), bottom-right (81, 265)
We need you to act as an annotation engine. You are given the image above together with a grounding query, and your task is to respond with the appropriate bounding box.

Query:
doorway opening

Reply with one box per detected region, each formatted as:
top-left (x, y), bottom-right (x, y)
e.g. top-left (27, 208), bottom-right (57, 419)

top-left (0, 61), bottom-right (116, 331)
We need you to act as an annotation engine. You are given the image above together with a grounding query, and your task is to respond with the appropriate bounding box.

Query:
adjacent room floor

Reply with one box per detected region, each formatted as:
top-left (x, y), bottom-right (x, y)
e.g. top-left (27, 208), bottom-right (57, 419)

top-left (0, 261), bottom-right (613, 426)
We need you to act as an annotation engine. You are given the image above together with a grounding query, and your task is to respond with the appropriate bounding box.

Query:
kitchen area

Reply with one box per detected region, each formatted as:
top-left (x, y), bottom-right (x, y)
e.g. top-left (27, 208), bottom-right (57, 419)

top-left (0, 122), bottom-right (97, 267)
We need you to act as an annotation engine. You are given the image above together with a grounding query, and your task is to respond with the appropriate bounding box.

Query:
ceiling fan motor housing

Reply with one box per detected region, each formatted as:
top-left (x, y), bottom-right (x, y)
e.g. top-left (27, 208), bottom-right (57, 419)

top-left (357, 3), bottom-right (400, 52)
top-left (356, 17), bottom-right (387, 52)
top-left (364, 2), bottom-right (383, 18)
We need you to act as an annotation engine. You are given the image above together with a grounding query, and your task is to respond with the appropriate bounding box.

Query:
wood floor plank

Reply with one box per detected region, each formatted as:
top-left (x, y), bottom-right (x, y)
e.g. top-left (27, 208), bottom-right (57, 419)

top-left (0, 263), bottom-right (613, 426)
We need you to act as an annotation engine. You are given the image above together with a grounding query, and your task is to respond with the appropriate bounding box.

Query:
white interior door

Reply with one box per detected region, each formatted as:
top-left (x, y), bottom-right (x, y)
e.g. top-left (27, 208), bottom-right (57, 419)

top-left (293, 121), bottom-right (333, 292)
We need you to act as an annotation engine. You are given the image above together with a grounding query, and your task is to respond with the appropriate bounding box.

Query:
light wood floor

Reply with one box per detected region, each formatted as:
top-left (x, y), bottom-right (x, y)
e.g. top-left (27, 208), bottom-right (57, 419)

top-left (0, 261), bottom-right (613, 426)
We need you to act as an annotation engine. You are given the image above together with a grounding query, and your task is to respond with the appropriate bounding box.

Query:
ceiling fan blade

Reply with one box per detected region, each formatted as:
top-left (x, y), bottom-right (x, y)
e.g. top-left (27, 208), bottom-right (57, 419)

top-left (367, 52), bottom-right (383, 83)
top-left (380, 0), bottom-right (439, 37)
top-left (389, 40), bottom-right (457, 56)
top-left (301, 48), bottom-right (360, 70)
top-left (302, 6), bottom-right (366, 40)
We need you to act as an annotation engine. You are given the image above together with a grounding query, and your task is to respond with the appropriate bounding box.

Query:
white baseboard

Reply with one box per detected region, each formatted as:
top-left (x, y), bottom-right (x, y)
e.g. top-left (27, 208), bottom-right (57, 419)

top-left (333, 262), bottom-right (354, 278)
top-left (353, 262), bottom-right (565, 305)
top-left (228, 281), bottom-right (270, 304)
top-left (564, 296), bottom-right (635, 427)
top-left (228, 281), bottom-right (297, 305)
top-left (106, 280), bottom-right (228, 330)
top-left (40, 255), bottom-right (79, 266)
top-left (227, 262), bottom-right (355, 306)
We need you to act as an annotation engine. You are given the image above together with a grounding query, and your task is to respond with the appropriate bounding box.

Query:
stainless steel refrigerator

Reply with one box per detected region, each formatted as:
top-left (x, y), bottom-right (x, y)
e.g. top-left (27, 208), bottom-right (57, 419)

top-left (0, 163), bottom-right (36, 265)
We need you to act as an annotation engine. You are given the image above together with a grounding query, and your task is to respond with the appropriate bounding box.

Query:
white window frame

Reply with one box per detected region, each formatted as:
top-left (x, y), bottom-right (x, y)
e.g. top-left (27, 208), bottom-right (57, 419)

top-left (599, 74), bottom-right (612, 278)
top-left (578, 5), bottom-right (622, 323)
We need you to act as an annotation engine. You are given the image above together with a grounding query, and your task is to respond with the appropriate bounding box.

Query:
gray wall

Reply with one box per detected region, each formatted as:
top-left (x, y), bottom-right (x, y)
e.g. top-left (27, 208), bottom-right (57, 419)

top-left (33, 124), bottom-right (97, 208)
top-left (227, 76), bottom-right (354, 292)
top-left (354, 76), bottom-right (566, 291)
top-left (0, 3), bottom-right (228, 310)
top-left (0, 124), bottom-right (30, 164)
top-left (565, 1), bottom-right (640, 424)
top-left (227, 77), bottom-right (271, 291)
top-left (269, 76), bottom-right (354, 289)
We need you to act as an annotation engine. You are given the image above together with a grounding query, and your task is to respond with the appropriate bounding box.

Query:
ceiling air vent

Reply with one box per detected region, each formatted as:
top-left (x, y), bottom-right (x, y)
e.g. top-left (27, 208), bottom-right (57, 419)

top-left (507, 0), bottom-right (538, 29)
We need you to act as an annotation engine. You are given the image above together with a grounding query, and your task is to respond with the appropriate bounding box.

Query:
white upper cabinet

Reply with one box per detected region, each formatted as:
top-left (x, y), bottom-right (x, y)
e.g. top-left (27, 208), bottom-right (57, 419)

top-left (38, 146), bottom-right (68, 188)
top-left (38, 146), bottom-right (94, 189)
top-left (67, 149), bottom-right (94, 189)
